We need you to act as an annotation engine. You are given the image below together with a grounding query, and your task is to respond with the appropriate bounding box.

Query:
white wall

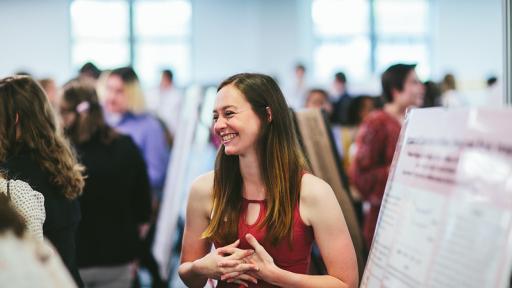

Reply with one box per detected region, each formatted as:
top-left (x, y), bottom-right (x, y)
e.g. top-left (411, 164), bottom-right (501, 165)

top-left (191, 0), bottom-right (311, 85)
top-left (0, 0), bottom-right (71, 84)
top-left (431, 0), bottom-right (503, 87)
top-left (0, 0), bottom-right (505, 91)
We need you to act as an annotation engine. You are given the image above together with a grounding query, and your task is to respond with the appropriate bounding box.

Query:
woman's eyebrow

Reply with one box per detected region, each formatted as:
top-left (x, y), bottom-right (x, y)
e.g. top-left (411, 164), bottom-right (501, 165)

top-left (212, 105), bottom-right (238, 113)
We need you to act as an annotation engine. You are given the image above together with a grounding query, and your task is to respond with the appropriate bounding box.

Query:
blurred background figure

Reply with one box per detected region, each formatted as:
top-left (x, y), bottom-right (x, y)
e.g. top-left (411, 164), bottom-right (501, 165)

top-left (148, 69), bottom-right (183, 141)
top-left (102, 66), bottom-right (169, 287)
top-left (0, 76), bottom-right (85, 286)
top-left (440, 73), bottom-right (465, 107)
top-left (284, 63), bottom-right (309, 110)
top-left (422, 80), bottom-right (442, 108)
top-left (78, 62), bottom-right (102, 85)
top-left (351, 63), bottom-right (424, 250)
top-left (330, 71), bottom-right (353, 125)
top-left (0, 193), bottom-right (77, 288)
top-left (60, 81), bottom-right (152, 288)
top-left (1, 174), bottom-right (45, 241)
top-left (39, 78), bottom-right (59, 108)
top-left (305, 88), bottom-right (333, 116)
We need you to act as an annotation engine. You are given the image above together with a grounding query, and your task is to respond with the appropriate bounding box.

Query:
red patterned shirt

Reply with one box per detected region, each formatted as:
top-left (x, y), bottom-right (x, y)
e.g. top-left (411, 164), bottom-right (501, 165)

top-left (350, 110), bottom-right (401, 248)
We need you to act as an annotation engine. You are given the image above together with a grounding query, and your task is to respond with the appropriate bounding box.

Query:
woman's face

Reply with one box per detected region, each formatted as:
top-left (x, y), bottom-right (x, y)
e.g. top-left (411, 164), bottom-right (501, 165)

top-left (59, 100), bottom-right (76, 130)
top-left (105, 75), bottom-right (128, 114)
top-left (213, 84), bottom-right (262, 156)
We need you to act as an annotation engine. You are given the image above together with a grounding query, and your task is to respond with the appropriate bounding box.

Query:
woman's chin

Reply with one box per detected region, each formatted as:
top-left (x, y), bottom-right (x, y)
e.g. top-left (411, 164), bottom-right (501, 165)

top-left (223, 146), bottom-right (238, 155)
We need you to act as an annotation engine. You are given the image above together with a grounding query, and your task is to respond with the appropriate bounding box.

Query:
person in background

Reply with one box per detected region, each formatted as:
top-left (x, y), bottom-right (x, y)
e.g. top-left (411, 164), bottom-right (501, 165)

top-left (341, 96), bottom-right (375, 173)
top-left (350, 64), bottom-right (424, 249)
top-left (179, 73), bottom-right (358, 288)
top-left (0, 75), bottom-right (85, 286)
top-left (60, 81), bottom-right (152, 288)
top-left (330, 71), bottom-right (352, 125)
top-left (79, 62), bottom-right (102, 84)
top-left (149, 69), bottom-right (183, 140)
top-left (422, 80), bottom-right (442, 108)
top-left (0, 193), bottom-right (77, 288)
top-left (39, 78), bottom-right (59, 108)
top-left (304, 88), bottom-right (333, 116)
top-left (284, 63), bottom-right (309, 110)
top-left (440, 73), bottom-right (464, 107)
top-left (0, 172), bottom-right (45, 240)
top-left (103, 67), bottom-right (169, 287)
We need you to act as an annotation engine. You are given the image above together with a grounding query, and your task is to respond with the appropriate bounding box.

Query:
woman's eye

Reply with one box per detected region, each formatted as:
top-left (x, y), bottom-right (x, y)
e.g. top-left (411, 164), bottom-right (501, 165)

top-left (212, 115), bottom-right (218, 122)
top-left (225, 111), bottom-right (235, 117)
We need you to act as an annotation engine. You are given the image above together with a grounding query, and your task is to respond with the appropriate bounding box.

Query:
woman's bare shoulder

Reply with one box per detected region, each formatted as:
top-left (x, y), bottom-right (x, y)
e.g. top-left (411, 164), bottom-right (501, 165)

top-left (299, 173), bottom-right (338, 225)
top-left (300, 173), bottom-right (333, 201)
top-left (188, 171), bottom-right (215, 213)
top-left (190, 171), bottom-right (214, 196)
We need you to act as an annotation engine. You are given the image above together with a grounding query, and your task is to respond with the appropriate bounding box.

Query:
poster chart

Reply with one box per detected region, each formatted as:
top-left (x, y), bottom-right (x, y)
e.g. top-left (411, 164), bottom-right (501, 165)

top-left (294, 108), bottom-right (366, 277)
top-left (361, 108), bottom-right (512, 288)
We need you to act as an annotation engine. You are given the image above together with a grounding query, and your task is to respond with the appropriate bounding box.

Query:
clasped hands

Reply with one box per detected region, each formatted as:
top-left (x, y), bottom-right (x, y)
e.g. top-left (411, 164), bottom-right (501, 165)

top-left (194, 233), bottom-right (276, 287)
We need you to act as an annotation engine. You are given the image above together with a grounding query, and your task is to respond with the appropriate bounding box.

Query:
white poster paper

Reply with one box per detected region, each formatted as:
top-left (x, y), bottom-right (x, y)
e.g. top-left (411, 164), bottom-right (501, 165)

top-left (361, 108), bottom-right (512, 288)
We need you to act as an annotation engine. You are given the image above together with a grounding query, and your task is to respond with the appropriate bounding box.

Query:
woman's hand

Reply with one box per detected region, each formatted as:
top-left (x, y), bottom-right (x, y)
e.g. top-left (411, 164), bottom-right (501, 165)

top-left (220, 234), bottom-right (281, 285)
top-left (192, 239), bottom-right (259, 282)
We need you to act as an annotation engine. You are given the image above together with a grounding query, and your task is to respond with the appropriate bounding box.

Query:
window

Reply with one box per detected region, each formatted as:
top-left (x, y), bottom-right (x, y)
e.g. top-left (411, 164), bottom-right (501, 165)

top-left (70, 0), bottom-right (191, 86)
top-left (312, 0), bottom-right (430, 83)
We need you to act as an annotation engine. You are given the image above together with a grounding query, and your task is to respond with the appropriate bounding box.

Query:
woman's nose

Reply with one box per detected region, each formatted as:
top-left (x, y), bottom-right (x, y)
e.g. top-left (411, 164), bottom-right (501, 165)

top-left (213, 117), bottom-right (227, 132)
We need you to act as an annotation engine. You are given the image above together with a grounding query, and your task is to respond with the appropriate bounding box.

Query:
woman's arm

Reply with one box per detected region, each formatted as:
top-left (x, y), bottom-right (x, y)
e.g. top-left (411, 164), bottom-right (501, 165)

top-left (228, 175), bottom-right (358, 288)
top-left (178, 173), bottom-right (215, 287)
top-left (178, 172), bottom-right (258, 287)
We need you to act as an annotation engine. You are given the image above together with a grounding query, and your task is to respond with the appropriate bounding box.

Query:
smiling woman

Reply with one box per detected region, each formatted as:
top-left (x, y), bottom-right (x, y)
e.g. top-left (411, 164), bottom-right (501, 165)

top-left (178, 73), bottom-right (358, 288)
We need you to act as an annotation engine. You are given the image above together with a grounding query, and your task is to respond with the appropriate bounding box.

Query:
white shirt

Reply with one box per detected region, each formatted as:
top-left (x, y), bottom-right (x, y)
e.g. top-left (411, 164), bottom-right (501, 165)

top-left (0, 179), bottom-right (45, 240)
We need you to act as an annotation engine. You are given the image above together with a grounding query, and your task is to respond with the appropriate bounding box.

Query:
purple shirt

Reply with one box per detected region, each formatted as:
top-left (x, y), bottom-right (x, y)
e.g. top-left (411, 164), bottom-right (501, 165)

top-left (107, 112), bottom-right (170, 195)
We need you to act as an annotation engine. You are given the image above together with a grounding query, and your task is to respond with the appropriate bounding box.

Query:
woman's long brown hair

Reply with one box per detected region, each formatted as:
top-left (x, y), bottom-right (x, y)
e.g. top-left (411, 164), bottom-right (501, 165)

top-left (202, 73), bottom-right (309, 246)
top-left (0, 76), bottom-right (84, 199)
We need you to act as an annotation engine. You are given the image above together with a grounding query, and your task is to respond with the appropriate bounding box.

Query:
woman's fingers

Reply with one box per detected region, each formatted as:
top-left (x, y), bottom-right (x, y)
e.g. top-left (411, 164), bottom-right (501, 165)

top-left (227, 279), bottom-right (249, 287)
top-left (229, 272), bottom-right (259, 284)
top-left (245, 233), bottom-right (263, 252)
top-left (225, 239), bottom-right (240, 248)
top-left (218, 247), bottom-right (254, 260)
top-left (218, 259), bottom-right (240, 267)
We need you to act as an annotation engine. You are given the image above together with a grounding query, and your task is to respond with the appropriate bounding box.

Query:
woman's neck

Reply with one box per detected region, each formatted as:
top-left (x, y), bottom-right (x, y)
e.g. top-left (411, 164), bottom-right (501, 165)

top-left (239, 151), bottom-right (266, 200)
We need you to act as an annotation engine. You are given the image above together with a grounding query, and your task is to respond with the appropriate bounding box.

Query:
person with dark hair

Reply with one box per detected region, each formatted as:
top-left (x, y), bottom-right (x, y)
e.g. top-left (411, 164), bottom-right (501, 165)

top-left (0, 75), bottom-right (85, 286)
top-left (341, 95), bottom-right (375, 170)
top-left (79, 62), bottom-right (102, 81)
top-left (330, 71), bottom-right (353, 125)
top-left (422, 80), bottom-right (442, 108)
top-left (179, 73), bottom-right (358, 288)
top-left (103, 66), bottom-right (169, 287)
top-left (60, 81), bottom-right (152, 288)
top-left (351, 63), bottom-right (424, 249)
top-left (305, 88), bottom-right (333, 116)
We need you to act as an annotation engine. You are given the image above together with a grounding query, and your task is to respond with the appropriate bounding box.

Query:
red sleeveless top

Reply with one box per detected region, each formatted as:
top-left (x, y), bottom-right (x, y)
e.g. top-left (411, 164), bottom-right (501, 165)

top-left (215, 196), bottom-right (314, 288)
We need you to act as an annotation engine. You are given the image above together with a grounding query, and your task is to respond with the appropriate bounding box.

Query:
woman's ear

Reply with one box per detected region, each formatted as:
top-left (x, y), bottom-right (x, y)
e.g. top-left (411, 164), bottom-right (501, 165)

top-left (15, 113), bottom-right (19, 125)
top-left (266, 106), bottom-right (272, 123)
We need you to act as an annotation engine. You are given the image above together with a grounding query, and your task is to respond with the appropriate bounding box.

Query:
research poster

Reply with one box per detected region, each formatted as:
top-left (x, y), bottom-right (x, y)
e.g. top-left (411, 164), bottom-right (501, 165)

top-left (361, 108), bottom-right (512, 288)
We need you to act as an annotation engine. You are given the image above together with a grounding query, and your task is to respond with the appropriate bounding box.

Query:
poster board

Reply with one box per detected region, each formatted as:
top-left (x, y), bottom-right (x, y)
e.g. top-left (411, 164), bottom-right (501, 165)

top-left (153, 86), bottom-right (217, 278)
top-left (361, 108), bottom-right (512, 288)
top-left (294, 108), bottom-right (366, 278)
